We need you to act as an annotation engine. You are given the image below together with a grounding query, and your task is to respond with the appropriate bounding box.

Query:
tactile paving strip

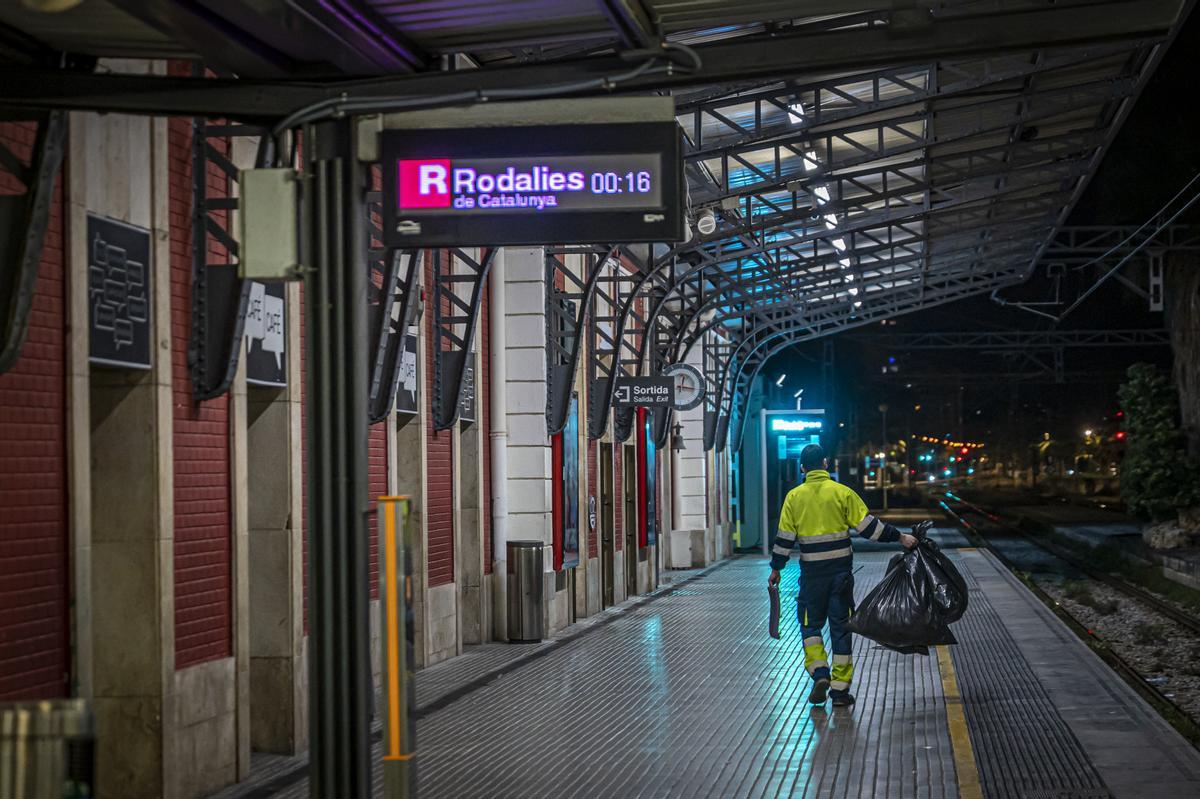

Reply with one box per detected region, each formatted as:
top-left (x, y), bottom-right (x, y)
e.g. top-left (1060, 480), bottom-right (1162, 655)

top-left (951, 567), bottom-right (1110, 799)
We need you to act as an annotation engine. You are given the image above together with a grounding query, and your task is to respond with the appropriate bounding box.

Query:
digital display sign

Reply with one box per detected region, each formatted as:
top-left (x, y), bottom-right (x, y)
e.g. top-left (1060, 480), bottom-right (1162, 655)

top-left (771, 418), bottom-right (823, 432)
top-left (381, 123), bottom-right (683, 246)
top-left (396, 154), bottom-right (662, 213)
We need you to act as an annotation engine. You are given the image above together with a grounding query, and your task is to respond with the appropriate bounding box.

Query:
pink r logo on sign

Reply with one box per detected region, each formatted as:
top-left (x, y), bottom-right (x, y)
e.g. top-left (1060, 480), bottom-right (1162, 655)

top-left (397, 159), bottom-right (452, 208)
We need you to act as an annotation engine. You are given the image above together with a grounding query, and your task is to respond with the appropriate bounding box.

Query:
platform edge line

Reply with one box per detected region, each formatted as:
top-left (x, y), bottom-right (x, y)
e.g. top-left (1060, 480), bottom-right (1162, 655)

top-left (936, 644), bottom-right (984, 799)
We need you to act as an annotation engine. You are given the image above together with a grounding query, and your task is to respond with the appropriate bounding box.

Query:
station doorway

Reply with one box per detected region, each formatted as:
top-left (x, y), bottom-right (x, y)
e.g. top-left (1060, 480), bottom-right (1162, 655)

top-left (760, 410), bottom-right (827, 552)
top-left (600, 443), bottom-right (615, 608)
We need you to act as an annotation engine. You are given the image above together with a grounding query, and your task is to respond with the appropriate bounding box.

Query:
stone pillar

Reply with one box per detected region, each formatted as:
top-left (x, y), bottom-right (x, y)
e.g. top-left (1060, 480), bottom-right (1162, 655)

top-left (71, 96), bottom-right (178, 797)
top-left (394, 267), bottom-right (428, 664)
top-left (394, 406), bottom-right (427, 664)
top-left (459, 341), bottom-right (486, 644)
top-left (244, 281), bottom-right (306, 753)
top-left (502, 247), bottom-right (559, 629)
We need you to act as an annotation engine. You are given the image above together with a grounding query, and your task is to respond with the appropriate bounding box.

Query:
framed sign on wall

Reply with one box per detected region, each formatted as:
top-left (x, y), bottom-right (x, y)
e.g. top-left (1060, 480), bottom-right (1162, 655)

top-left (87, 213), bottom-right (152, 370)
top-left (245, 281), bottom-right (286, 387)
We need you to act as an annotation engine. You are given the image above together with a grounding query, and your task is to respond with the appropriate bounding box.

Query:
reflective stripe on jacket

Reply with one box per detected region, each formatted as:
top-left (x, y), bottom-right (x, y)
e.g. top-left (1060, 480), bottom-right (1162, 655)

top-left (770, 469), bottom-right (899, 571)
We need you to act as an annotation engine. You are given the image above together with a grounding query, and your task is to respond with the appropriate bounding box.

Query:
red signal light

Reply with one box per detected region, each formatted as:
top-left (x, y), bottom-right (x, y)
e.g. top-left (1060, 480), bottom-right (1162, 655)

top-left (960, 447), bottom-right (970, 455)
top-left (1116, 431), bottom-right (1126, 440)
top-left (1116, 410), bottom-right (1124, 418)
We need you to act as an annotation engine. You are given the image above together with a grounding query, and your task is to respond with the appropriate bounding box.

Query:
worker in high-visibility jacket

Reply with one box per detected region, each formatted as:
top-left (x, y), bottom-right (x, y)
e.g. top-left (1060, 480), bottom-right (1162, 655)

top-left (767, 443), bottom-right (918, 707)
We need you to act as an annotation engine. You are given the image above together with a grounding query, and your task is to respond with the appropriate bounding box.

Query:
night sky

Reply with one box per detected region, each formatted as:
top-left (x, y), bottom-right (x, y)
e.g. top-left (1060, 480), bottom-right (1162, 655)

top-left (764, 6), bottom-right (1200, 459)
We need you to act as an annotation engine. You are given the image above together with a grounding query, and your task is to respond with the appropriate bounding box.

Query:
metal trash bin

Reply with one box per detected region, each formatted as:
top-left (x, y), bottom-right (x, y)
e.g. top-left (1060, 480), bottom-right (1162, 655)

top-left (0, 699), bottom-right (94, 799)
top-left (507, 540), bottom-right (546, 643)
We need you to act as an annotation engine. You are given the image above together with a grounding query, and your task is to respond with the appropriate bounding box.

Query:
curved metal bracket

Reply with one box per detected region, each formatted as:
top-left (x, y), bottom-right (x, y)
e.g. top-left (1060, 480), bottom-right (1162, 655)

top-left (546, 245), bottom-right (613, 436)
top-left (433, 247), bottom-right (495, 430)
top-left (367, 248), bottom-right (420, 423)
top-left (702, 332), bottom-right (733, 450)
top-left (583, 245), bottom-right (663, 442)
top-left (188, 120), bottom-right (269, 400)
top-left (0, 109), bottom-right (66, 375)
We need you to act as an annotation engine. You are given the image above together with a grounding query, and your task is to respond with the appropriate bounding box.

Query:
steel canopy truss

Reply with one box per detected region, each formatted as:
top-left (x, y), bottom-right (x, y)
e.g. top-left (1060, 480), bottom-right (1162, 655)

top-left (615, 16), bottom-right (1173, 455)
top-left (1041, 224), bottom-right (1200, 264)
top-left (546, 244), bottom-right (664, 441)
top-left (0, 0), bottom-right (1184, 119)
top-left (0, 0), bottom-right (1186, 454)
top-left (719, 267), bottom-right (1029, 452)
top-left (431, 247), bottom-right (494, 430)
top-left (364, 169), bottom-right (425, 424)
top-left (859, 329), bottom-right (1171, 351)
top-left (366, 248), bottom-right (420, 424)
top-left (702, 332), bottom-right (735, 451)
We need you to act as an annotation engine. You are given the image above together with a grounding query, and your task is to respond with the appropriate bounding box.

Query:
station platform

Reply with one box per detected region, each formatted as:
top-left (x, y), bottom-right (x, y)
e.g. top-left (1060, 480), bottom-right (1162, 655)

top-left (211, 532), bottom-right (1200, 798)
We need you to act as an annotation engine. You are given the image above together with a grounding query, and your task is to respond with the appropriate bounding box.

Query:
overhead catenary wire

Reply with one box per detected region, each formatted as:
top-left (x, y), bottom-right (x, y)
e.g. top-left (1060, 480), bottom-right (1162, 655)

top-left (1056, 175), bottom-right (1200, 321)
top-left (992, 168), bottom-right (1200, 322)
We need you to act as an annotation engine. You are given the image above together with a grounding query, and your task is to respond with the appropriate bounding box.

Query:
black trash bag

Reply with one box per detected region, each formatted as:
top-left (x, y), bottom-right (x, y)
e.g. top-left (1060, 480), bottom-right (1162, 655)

top-left (845, 524), bottom-right (968, 655)
top-left (924, 532), bottom-right (969, 624)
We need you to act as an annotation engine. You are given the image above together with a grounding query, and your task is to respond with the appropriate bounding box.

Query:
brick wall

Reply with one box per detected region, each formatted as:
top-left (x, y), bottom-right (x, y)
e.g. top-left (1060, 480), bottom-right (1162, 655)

top-left (169, 116), bottom-right (232, 669)
top-left (368, 422), bottom-right (386, 599)
top-left (0, 121), bottom-right (69, 699)
top-left (426, 253), bottom-right (454, 587)
top-left (366, 165), bottom-right (384, 599)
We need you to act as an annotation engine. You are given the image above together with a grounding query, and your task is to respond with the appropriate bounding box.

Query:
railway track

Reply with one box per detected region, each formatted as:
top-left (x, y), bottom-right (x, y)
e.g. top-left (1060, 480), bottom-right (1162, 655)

top-left (934, 492), bottom-right (1200, 746)
top-left (941, 491), bottom-right (1200, 637)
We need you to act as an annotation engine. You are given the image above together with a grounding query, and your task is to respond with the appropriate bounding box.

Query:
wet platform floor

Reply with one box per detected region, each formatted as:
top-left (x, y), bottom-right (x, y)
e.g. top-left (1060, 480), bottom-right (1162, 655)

top-left (212, 535), bottom-right (1200, 798)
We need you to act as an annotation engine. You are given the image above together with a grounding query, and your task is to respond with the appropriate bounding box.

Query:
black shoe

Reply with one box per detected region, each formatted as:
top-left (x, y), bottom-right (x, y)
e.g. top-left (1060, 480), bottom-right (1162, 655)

top-left (808, 678), bottom-right (830, 705)
top-left (831, 691), bottom-right (856, 707)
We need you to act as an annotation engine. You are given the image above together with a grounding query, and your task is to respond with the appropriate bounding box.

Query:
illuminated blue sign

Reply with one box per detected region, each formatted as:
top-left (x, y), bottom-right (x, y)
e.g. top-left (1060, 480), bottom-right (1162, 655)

top-left (770, 418), bottom-right (823, 432)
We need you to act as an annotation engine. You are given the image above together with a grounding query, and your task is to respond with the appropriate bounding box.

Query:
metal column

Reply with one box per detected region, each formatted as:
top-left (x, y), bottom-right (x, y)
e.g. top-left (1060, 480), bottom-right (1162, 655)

top-left (303, 118), bottom-right (373, 798)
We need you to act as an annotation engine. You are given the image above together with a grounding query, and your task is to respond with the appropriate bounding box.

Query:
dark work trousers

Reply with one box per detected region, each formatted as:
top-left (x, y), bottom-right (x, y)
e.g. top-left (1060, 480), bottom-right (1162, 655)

top-left (798, 568), bottom-right (856, 693)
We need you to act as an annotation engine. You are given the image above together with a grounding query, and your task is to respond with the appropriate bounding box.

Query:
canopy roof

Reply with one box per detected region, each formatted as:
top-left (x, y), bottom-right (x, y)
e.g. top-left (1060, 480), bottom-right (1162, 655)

top-left (0, 0), bottom-right (1191, 381)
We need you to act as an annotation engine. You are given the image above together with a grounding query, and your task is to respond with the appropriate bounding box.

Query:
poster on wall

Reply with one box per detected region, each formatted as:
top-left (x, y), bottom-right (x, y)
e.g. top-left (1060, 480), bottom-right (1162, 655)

top-left (395, 330), bottom-right (418, 415)
top-left (87, 213), bottom-right (152, 370)
top-left (245, 281), bottom-right (286, 387)
top-left (561, 394), bottom-right (580, 569)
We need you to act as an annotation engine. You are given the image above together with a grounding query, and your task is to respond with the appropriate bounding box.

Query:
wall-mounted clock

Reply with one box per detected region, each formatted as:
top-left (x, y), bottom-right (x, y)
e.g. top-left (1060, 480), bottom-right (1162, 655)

top-left (662, 363), bottom-right (705, 411)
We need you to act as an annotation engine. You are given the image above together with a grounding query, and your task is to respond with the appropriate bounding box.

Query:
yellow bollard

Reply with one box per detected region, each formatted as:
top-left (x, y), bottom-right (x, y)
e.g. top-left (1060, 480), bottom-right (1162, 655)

top-left (378, 496), bottom-right (416, 798)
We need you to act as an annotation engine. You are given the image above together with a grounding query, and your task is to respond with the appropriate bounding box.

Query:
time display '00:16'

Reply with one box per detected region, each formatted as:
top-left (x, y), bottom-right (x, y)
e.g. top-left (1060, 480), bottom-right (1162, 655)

top-left (591, 171), bottom-right (653, 194)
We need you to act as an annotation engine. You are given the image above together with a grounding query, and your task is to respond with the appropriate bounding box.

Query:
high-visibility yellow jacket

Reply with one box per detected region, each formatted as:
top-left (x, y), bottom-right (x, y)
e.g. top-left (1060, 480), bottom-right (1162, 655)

top-left (770, 469), bottom-right (900, 573)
